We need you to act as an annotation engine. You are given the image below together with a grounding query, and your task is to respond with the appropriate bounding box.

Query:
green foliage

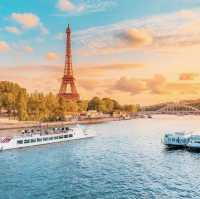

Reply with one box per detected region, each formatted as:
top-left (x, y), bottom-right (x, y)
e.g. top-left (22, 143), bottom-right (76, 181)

top-left (0, 81), bottom-right (27, 119)
top-left (17, 90), bottom-right (28, 121)
top-left (0, 81), bottom-right (140, 121)
top-left (88, 97), bottom-right (140, 113)
top-left (123, 104), bottom-right (140, 113)
top-left (77, 100), bottom-right (88, 112)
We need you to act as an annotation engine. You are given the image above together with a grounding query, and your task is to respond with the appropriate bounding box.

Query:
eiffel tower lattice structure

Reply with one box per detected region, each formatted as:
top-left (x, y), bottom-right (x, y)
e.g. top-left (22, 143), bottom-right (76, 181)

top-left (58, 24), bottom-right (80, 101)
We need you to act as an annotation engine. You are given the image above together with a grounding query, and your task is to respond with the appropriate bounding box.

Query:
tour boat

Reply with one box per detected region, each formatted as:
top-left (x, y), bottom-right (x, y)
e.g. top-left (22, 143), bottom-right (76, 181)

top-left (0, 125), bottom-right (95, 151)
top-left (187, 134), bottom-right (200, 151)
top-left (162, 132), bottom-right (190, 148)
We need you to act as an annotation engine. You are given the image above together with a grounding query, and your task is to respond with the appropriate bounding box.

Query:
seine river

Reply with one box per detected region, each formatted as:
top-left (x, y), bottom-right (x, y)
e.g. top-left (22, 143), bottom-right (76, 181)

top-left (1, 116), bottom-right (200, 199)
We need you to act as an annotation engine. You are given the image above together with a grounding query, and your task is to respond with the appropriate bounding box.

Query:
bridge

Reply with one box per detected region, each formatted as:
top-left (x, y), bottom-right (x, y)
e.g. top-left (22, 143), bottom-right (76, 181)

top-left (141, 102), bottom-right (200, 115)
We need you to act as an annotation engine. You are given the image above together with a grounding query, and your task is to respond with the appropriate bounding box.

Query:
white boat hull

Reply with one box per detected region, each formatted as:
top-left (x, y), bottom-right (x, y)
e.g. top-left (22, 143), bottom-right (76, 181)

top-left (0, 126), bottom-right (95, 151)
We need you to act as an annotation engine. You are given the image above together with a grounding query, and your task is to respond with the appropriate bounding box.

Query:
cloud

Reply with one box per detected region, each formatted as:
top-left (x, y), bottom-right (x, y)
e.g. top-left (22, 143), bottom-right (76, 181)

top-left (46, 52), bottom-right (59, 61)
top-left (57, 0), bottom-right (85, 12)
top-left (11, 13), bottom-right (39, 28)
top-left (112, 74), bottom-right (168, 95)
top-left (111, 74), bottom-right (200, 97)
top-left (0, 65), bottom-right (61, 94)
top-left (5, 26), bottom-right (21, 35)
top-left (1, 64), bottom-right (200, 104)
top-left (0, 41), bottom-right (10, 52)
top-left (76, 63), bottom-right (144, 77)
top-left (78, 79), bottom-right (101, 90)
top-left (10, 13), bottom-right (48, 34)
top-left (56, 0), bottom-right (115, 15)
top-left (113, 77), bottom-right (147, 95)
top-left (146, 74), bottom-right (167, 94)
top-left (117, 29), bottom-right (153, 48)
top-left (176, 10), bottom-right (197, 18)
top-left (23, 46), bottom-right (33, 53)
top-left (167, 82), bottom-right (200, 95)
top-left (179, 73), bottom-right (199, 80)
top-left (74, 9), bottom-right (200, 55)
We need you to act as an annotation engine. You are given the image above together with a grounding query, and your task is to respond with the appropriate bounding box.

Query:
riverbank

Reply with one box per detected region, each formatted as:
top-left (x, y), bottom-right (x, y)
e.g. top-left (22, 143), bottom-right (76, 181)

top-left (0, 117), bottom-right (124, 131)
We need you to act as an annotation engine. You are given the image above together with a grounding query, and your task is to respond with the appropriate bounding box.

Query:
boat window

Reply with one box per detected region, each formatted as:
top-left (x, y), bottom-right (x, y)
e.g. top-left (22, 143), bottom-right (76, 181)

top-left (24, 139), bottom-right (30, 144)
top-left (31, 139), bottom-right (36, 143)
top-left (37, 138), bottom-right (42, 142)
top-left (61, 128), bottom-right (64, 131)
top-left (17, 140), bottom-right (23, 144)
top-left (64, 134), bottom-right (68, 138)
top-left (49, 137), bottom-right (53, 140)
top-left (59, 136), bottom-right (63, 139)
top-left (54, 136), bottom-right (59, 140)
top-left (43, 137), bottom-right (48, 141)
top-left (69, 134), bottom-right (73, 138)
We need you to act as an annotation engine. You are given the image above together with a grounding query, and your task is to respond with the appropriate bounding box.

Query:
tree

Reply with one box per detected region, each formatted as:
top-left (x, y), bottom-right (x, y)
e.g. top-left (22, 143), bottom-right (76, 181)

top-left (102, 98), bottom-right (114, 113)
top-left (16, 90), bottom-right (28, 121)
top-left (45, 92), bottom-right (59, 118)
top-left (113, 99), bottom-right (122, 111)
top-left (77, 100), bottom-right (88, 112)
top-left (27, 92), bottom-right (48, 121)
top-left (0, 81), bottom-right (141, 121)
top-left (64, 100), bottom-right (78, 113)
top-left (0, 81), bottom-right (25, 119)
top-left (88, 97), bottom-right (106, 112)
top-left (123, 104), bottom-right (140, 113)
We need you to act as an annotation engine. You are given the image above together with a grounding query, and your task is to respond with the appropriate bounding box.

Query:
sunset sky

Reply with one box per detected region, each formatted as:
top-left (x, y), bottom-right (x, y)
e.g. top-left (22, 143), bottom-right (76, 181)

top-left (1, 0), bottom-right (200, 105)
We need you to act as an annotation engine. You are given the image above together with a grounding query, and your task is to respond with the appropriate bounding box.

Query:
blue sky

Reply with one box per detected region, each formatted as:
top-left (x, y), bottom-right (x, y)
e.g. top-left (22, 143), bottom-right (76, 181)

top-left (1, 0), bottom-right (200, 66)
top-left (1, 0), bottom-right (200, 104)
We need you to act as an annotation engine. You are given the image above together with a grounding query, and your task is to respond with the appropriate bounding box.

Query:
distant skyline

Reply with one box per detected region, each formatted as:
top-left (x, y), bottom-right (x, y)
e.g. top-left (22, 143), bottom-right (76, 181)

top-left (1, 0), bottom-right (200, 105)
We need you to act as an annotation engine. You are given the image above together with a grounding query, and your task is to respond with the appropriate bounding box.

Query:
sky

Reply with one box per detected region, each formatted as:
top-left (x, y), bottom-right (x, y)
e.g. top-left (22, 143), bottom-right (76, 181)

top-left (1, 0), bottom-right (200, 105)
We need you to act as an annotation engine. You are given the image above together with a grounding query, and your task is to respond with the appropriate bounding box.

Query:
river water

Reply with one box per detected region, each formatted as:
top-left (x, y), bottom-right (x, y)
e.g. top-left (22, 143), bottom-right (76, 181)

top-left (1, 115), bottom-right (200, 199)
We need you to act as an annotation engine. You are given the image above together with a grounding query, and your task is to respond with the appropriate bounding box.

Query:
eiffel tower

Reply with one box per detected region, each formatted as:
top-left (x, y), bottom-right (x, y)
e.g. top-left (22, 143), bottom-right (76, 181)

top-left (58, 24), bottom-right (80, 101)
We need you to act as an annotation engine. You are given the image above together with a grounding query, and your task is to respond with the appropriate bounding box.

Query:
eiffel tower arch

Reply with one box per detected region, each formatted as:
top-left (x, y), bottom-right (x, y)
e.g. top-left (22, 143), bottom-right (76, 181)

top-left (58, 24), bottom-right (80, 101)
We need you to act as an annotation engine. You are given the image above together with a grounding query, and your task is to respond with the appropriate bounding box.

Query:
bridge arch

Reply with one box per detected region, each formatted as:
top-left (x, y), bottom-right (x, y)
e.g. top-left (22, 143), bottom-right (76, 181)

top-left (142, 103), bottom-right (200, 115)
top-left (158, 103), bottom-right (200, 112)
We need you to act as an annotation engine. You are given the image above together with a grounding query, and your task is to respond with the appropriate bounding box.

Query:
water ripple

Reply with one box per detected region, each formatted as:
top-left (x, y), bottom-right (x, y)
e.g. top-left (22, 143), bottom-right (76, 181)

top-left (1, 117), bottom-right (200, 198)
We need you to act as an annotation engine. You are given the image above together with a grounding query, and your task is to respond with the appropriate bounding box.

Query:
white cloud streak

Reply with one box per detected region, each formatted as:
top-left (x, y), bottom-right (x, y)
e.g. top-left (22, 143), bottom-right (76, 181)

top-left (55, 0), bottom-right (115, 15)
top-left (72, 9), bottom-right (200, 55)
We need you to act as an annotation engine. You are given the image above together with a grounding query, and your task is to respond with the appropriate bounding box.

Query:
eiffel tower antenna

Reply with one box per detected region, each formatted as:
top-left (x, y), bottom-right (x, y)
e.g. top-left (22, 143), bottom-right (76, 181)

top-left (58, 24), bottom-right (80, 101)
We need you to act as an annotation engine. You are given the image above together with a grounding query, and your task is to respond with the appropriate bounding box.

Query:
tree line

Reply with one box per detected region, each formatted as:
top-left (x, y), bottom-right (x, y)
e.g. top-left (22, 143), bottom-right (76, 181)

top-left (0, 81), bottom-right (140, 121)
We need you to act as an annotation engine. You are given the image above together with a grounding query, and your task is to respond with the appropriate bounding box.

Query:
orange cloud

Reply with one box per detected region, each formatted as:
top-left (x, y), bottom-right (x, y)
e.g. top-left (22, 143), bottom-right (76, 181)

top-left (147, 74), bottom-right (167, 94)
top-left (176, 10), bottom-right (197, 18)
top-left (10, 13), bottom-right (48, 34)
top-left (113, 76), bottom-right (146, 95)
top-left (179, 73), bottom-right (199, 80)
top-left (117, 29), bottom-right (153, 48)
top-left (167, 83), bottom-right (200, 95)
top-left (78, 79), bottom-right (102, 90)
top-left (11, 13), bottom-right (40, 28)
top-left (0, 41), bottom-right (10, 52)
top-left (46, 52), bottom-right (59, 61)
top-left (5, 26), bottom-right (21, 35)
top-left (24, 46), bottom-right (33, 53)
top-left (76, 63), bottom-right (144, 77)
